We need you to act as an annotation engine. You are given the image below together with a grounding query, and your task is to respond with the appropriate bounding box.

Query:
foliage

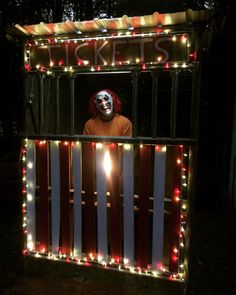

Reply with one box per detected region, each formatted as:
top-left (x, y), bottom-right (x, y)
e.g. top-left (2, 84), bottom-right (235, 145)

top-left (0, 0), bottom-right (219, 27)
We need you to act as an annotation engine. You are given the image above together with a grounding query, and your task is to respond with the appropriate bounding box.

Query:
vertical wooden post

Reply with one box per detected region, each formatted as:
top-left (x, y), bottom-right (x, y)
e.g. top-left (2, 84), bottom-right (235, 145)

top-left (151, 70), bottom-right (158, 137)
top-left (69, 76), bottom-right (75, 135)
top-left (39, 74), bottom-right (45, 134)
top-left (55, 76), bottom-right (60, 134)
top-left (170, 70), bottom-right (178, 138)
top-left (132, 70), bottom-right (139, 137)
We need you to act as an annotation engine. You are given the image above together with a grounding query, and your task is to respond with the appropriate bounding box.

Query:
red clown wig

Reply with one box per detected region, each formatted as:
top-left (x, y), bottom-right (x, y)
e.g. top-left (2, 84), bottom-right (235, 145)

top-left (88, 89), bottom-right (123, 116)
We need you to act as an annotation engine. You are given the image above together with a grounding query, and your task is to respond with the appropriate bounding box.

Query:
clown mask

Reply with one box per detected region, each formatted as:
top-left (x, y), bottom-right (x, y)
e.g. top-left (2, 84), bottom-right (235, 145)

top-left (95, 90), bottom-right (114, 118)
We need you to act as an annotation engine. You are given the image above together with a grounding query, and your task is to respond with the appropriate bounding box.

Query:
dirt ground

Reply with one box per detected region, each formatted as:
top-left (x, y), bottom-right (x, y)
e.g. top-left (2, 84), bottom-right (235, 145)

top-left (0, 143), bottom-right (236, 295)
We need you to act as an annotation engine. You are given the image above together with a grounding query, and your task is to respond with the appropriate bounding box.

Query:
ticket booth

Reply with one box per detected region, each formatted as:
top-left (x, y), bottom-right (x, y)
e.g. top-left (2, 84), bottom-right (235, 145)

top-left (8, 8), bottom-right (212, 292)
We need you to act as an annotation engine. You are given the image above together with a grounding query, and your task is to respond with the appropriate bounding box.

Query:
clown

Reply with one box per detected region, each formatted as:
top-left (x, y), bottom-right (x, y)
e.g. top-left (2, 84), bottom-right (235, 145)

top-left (83, 89), bottom-right (132, 136)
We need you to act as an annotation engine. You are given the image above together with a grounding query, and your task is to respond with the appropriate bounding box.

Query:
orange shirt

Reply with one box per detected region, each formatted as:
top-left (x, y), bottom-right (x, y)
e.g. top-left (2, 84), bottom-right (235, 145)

top-left (83, 114), bottom-right (132, 136)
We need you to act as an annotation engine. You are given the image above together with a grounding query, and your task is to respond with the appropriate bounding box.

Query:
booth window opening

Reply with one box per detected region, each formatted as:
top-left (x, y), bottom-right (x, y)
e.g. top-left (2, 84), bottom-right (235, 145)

top-left (23, 66), bottom-right (198, 141)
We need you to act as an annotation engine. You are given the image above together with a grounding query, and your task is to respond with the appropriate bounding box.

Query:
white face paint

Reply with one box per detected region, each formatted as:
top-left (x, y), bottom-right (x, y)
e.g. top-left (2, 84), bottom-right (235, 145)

top-left (95, 90), bottom-right (113, 117)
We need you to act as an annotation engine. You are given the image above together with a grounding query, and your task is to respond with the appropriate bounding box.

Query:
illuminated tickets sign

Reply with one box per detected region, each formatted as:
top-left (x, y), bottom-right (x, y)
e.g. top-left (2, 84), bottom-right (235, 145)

top-left (27, 34), bottom-right (190, 68)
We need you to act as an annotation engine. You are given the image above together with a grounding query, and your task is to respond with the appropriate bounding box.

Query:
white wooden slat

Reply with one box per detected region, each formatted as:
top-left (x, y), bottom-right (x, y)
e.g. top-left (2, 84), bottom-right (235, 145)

top-left (96, 144), bottom-right (108, 261)
top-left (50, 140), bottom-right (61, 255)
top-left (26, 140), bottom-right (36, 252)
top-left (72, 142), bottom-right (83, 258)
top-left (152, 146), bottom-right (166, 271)
top-left (123, 144), bottom-right (134, 267)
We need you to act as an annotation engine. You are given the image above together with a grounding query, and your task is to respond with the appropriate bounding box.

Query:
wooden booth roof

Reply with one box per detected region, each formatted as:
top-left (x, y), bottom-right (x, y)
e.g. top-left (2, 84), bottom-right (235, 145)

top-left (9, 9), bottom-right (212, 38)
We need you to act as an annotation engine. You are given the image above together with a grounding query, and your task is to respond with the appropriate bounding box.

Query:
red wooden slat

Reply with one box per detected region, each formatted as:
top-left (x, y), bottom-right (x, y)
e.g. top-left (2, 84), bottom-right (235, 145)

top-left (38, 141), bottom-right (49, 252)
top-left (59, 141), bottom-right (71, 255)
top-left (82, 142), bottom-right (96, 257)
top-left (169, 145), bottom-right (182, 273)
top-left (108, 143), bottom-right (121, 261)
top-left (136, 145), bottom-right (152, 269)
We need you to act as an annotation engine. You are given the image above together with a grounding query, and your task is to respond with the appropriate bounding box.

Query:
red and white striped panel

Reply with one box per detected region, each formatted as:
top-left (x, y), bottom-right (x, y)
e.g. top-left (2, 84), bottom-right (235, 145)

top-left (23, 139), bottom-right (187, 278)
